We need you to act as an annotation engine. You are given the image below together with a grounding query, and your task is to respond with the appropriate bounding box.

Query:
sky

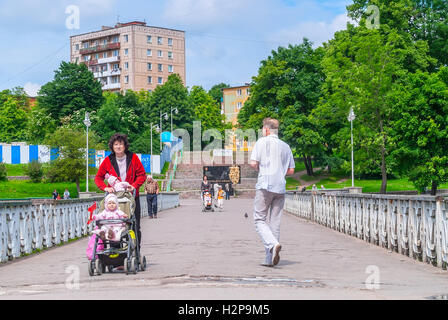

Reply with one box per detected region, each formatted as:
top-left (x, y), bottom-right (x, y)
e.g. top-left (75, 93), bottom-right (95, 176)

top-left (0, 0), bottom-right (353, 96)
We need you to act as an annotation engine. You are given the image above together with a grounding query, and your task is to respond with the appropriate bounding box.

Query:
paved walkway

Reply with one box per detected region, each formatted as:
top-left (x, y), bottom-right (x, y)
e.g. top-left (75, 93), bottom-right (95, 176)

top-left (0, 198), bottom-right (448, 300)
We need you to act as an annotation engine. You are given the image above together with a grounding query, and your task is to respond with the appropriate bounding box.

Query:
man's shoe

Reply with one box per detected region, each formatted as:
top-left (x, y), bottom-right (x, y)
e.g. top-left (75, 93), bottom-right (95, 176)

top-left (148, 216), bottom-right (153, 219)
top-left (154, 215), bottom-right (158, 219)
top-left (271, 243), bottom-right (282, 266)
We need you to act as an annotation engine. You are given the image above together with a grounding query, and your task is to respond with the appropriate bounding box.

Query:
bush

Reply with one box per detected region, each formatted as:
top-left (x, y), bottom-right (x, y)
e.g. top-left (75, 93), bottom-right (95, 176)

top-left (25, 160), bottom-right (44, 183)
top-left (0, 162), bottom-right (7, 181)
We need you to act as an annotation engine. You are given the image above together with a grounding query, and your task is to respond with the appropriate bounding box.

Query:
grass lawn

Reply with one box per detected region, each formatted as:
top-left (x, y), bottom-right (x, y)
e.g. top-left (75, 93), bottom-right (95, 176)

top-left (0, 179), bottom-right (102, 200)
top-left (286, 173), bottom-right (448, 193)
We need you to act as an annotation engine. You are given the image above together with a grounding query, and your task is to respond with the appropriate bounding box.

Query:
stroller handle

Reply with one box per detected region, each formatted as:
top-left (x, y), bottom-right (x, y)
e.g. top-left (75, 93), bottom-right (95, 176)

top-left (95, 218), bottom-right (133, 226)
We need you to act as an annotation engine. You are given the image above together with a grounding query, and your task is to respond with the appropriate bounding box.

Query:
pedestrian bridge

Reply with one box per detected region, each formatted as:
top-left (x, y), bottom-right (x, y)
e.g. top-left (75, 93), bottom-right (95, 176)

top-left (0, 191), bottom-right (448, 299)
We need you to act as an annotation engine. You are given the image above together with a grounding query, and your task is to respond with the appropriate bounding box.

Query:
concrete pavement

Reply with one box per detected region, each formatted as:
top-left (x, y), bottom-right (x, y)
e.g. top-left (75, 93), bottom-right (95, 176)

top-left (0, 197), bottom-right (448, 300)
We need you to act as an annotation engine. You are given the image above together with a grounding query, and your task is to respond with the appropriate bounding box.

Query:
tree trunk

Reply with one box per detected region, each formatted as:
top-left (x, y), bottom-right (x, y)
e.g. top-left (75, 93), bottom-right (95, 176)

top-left (303, 156), bottom-right (311, 176)
top-left (76, 178), bottom-right (80, 196)
top-left (380, 147), bottom-right (387, 194)
top-left (431, 181), bottom-right (438, 196)
top-left (307, 156), bottom-right (314, 176)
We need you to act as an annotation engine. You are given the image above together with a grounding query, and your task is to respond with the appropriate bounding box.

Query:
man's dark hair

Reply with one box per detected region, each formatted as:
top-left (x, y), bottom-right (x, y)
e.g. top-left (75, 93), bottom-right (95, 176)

top-left (108, 133), bottom-right (130, 153)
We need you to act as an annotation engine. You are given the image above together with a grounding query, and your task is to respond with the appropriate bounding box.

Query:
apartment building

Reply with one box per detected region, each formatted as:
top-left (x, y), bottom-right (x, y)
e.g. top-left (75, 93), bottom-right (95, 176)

top-left (70, 21), bottom-right (185, 92)
top-left (221, 85), bottom-right (254, 151)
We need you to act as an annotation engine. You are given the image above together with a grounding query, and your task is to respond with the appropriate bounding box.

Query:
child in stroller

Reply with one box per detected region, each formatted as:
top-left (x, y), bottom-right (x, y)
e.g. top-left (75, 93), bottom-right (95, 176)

top-left (86, 191), bottom-right (147, 276)
top-left (92, 194), bottom-right (128, 241)
top-left (201, 189), bottom-right (214, 212)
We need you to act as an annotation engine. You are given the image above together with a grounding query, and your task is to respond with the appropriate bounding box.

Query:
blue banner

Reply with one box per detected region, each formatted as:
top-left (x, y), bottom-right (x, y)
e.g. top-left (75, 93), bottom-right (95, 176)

top-left (11, 146), bottom-right (20, 164)
top-left (29, 145), bottom-right (38, 162)
top-left (141, 154), bottom-right (151, 173)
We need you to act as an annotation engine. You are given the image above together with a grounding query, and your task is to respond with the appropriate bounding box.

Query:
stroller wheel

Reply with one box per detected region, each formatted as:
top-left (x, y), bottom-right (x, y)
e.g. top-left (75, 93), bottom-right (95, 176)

top-left (131, 257), bottom-right (137, 274)
top-left (95, 259), bottom-right (102, 276)
top-left (140, 256), bottom-right (147, 271)
top-left (88, 261), bottom-right (95, 276)
top-left (124, 258), bottom-right (129, 275)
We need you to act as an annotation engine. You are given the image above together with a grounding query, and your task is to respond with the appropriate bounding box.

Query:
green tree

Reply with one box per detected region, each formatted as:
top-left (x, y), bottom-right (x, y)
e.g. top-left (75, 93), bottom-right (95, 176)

top-left (25, 104), bottom-right (58, 145)
top-left (44, 127), bottom-right (102, 194)
top-left (146, 74), bottom-right (193, 145)
top-left (208, 83), bottom-right (230, 106)
top-left (389, 67), bottom-right (448, 195)
top-left (0, 96), bottom-right (28, 143)
top-left (239, 39), bottom-right (326, 175)
top-left (317, 23), bottom-right (433, 193)
top-left (38, 61), bottom-right (104, 123)
top-left (347, 0), bottom-right (448, 67)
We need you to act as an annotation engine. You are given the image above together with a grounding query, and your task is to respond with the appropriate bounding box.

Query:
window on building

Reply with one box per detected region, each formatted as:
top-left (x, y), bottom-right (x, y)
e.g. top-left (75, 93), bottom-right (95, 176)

top-left (168, 65), bottom-right (173, 73)
top-left (147, 63), bottom-right (152, 70)
top-left (113, 63), bottom-right (119, 71)
top-left (124, 62), bottom-right (129, 70)
top-left (125, 75), bottom-right (129, 83)
top-left (75, 44), bottom-right (79, 51)
top-left (147, 49), bottom-right (152, 56)
top-left (237, 102), bottom-right (243, 109)
top-left (168, 51), bottom-right (173, 59)
top-left (158, 50), bottom-right (163, 58)
top-left (168, 38), bottom-right (173, 46)
top-left (95, 40), bottom-right (99, 46)
top-left (113, 50), bottom-right (119, 57)
top-left (158, 77), bottom-right (163, 84)
top-left (124, 48), bottom-right (128, 56)
top-left (148, 76), bottom-right (152, 84)
top-left (103, 39), bottom-right (107, 45)
top-left (124, 34), bottom-right (128, 42)
top-left (113, 36), bottom-right (119, 43)
top-left (236, 89), bottom-right (242, 96)
top-left (95, 53), bottom-right (99, 60)
top-left (103, 52), bottom-right (108, 58)
top-left (158, 64), bottom-right (163, 72)
top-left (111, 76), bottom-right (119, 84)
top-left (158, 37), bottom-right (163, 45)
top-left (246, 88), bottom-right (250, 95)
top-left (83, 42), bottom-right (89, 49)
top-left (147, 35), bottom-right (152, 43)
top-left (83, 55), bottom-right (90, 62)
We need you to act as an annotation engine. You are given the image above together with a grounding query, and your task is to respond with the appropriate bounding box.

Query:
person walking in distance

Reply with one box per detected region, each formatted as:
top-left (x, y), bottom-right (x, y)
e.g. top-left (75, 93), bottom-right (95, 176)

top-left (250, 118), bottom-right (295, 267)
top-left (145, 175), bottom-right (159, 219)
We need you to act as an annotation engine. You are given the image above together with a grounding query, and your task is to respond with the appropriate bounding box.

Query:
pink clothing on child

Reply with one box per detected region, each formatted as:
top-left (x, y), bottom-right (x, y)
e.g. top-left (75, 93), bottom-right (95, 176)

top-left (105, 173), bottom-right (130, 192)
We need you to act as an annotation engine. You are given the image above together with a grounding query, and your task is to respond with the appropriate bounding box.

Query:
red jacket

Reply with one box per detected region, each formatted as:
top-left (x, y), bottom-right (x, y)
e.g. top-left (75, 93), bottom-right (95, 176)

top-left (95, 151), bottom-right (146, 197)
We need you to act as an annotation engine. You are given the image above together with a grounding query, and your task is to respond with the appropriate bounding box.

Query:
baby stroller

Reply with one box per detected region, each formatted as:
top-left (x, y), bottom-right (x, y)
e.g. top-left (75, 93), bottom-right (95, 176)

top-left (201, 190), bottom-right (214, 212)
top-left (88, 190), bottom-right (147, 276)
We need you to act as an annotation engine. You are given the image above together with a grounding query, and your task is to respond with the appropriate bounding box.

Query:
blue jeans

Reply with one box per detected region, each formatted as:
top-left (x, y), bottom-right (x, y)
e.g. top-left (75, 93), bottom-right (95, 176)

top-left (146, 194), bottom-right (158, 217)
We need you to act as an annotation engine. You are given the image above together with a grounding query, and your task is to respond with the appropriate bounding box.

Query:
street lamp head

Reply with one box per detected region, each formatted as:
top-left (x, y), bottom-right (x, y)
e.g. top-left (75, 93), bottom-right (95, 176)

top-left (348, 107), bottom-right (356, 122)
top-left (83, 112), bottom-right (91, 127)
top-left (174, 108), bottom-right (179, 115)
top-left (164, 114), bottom-right (169, 121)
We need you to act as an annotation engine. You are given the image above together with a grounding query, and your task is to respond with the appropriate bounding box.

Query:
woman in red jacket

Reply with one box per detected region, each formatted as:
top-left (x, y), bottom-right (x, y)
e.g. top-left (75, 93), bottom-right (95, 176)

top-left (95, 133), bottom-right (147, 249)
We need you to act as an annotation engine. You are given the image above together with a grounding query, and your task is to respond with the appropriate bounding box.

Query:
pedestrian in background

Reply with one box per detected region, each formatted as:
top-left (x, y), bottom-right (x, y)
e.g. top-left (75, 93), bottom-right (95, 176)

top-left (52, 189), bottom-right (59, 200)
top-left (145, 175), bottom-right (159, 219)
top-left (224, 183), bottom-right (230, 200)
top-left (63, 188), bottom-right (70, 199)
top-left (250, 118), bottom-right (295, 267)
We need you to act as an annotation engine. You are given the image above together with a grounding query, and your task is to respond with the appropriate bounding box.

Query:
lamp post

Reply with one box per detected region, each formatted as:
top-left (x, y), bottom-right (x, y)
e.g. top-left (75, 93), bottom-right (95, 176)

top-left (160, 111), bottom-right (168, 150)
top-left (170, 107), bottom-right (178, 135)
top-left (150, 122), bottom-right (160, 173)
top-left (83, 112), bottom-right (91, 192)
top-left (348, 107), bottom-right (356, 188)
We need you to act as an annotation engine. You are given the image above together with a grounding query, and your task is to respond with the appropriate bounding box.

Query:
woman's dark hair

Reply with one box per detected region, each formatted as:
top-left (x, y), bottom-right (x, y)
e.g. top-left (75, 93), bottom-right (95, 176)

top-left (108, 133), bottom-right (130, 153)
top-left (203, 175), bottom-right (208, 180)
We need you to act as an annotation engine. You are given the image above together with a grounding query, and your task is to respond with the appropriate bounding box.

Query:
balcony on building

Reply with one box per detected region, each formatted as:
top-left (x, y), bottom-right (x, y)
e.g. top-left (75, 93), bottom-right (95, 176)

top-left (79, 42), bottom-right (121, 55)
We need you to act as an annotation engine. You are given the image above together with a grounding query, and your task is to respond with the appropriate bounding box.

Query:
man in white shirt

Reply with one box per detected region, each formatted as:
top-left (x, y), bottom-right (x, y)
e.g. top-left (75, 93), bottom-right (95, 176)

top-left (250, 118), bottom-right (295, 267)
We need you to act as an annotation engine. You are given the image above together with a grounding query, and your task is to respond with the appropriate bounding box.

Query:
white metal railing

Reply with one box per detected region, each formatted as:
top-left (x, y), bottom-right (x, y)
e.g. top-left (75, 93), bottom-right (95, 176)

top-left (285, 191), bottom-right (448, 270)
top-left (0, 192), bottom-right (179, 263)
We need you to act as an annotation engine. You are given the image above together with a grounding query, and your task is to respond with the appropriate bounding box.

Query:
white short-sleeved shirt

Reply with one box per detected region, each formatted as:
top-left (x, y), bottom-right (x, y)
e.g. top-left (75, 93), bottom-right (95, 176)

top-left (250, 134), bottom-right (295, 194)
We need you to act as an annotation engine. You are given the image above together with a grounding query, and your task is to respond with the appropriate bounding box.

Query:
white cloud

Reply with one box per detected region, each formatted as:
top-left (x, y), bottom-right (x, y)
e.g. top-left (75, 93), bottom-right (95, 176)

top-left (162, 0), bottom-right (257, 28)
top-left (23, 82), bottom-right (41, 97)
top-left (266, 13), bottom-right (356, 47)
